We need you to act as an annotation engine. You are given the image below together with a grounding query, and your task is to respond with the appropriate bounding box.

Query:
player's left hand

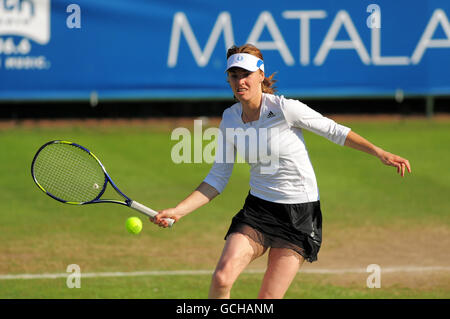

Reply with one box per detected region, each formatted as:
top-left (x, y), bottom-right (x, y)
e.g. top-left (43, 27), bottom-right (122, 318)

top-left (378, 151), bottom-right (411, 177)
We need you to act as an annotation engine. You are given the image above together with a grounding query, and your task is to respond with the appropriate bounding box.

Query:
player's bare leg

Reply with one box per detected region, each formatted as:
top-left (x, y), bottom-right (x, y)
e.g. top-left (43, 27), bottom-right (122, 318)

top-left (209, 233), bottom-right (265, 299)
top-left (257, 248), bottom-right (304, 299)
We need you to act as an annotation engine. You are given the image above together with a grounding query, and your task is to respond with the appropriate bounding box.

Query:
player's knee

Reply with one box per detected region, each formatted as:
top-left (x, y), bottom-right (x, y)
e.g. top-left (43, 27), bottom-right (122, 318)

top-left (211, 268), bottom-right (234, 290)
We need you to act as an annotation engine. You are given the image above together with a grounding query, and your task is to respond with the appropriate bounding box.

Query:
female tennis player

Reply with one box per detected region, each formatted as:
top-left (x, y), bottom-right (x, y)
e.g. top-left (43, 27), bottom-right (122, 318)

top-left (152, 44), bottom-right (411, 299)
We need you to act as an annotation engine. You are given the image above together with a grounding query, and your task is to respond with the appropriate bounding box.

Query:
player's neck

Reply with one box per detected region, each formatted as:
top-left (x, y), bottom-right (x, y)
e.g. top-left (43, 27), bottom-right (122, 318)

top-left (241, 93), bottom-right (262, 123)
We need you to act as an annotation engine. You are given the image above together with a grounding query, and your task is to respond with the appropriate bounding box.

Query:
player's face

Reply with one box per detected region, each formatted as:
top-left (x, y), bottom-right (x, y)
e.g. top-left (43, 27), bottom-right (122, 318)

top-left (227, 68), bottom-right (264, 104)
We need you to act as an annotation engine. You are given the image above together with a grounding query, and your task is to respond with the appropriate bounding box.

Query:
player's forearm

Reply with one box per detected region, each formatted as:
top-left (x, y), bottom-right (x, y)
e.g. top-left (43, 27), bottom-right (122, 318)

top-left (344, 130), bottom-right (383, 158)
top-left (175, 182), bottom-right (219, 216)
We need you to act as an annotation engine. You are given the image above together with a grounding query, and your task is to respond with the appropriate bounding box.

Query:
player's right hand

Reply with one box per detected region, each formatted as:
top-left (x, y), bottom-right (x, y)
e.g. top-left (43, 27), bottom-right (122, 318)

top-left (150, 208), bottom-right (180, 228)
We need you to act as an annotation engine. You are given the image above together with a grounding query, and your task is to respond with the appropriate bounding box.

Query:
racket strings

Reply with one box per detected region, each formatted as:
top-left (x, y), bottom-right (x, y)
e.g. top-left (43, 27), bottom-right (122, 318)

top-left (33, 143), bottom-right (105, 203)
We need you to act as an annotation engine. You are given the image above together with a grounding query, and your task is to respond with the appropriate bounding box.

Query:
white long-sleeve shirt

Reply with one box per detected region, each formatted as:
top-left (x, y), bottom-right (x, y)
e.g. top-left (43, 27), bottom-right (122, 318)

top-left (203, 93), bottom-right (351, 204)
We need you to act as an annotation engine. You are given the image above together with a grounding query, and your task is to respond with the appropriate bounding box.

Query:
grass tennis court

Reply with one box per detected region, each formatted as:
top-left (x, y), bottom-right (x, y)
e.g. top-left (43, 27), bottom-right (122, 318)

top-left (0, 116), bottom-right (449, 299)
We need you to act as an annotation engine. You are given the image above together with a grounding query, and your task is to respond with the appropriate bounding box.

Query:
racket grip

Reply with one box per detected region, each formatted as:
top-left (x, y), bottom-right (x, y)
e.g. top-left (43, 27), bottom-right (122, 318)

top-left (130, 201), bottom-right (175, 227)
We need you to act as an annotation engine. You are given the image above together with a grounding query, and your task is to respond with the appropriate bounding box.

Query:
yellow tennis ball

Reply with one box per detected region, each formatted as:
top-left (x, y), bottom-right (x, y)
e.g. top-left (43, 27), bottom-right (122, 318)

top-left (126, 217), bottom-right (142, 234)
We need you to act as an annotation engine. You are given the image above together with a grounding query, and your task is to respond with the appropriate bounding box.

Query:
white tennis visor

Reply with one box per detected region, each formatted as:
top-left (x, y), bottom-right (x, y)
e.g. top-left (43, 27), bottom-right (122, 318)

top-left (226, 53), bottom-right (264, 73)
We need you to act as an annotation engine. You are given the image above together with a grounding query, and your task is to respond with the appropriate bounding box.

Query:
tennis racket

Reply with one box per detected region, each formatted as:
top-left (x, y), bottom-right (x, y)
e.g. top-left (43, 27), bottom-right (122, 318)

top-left (31, 140), bottom-right (174, 227)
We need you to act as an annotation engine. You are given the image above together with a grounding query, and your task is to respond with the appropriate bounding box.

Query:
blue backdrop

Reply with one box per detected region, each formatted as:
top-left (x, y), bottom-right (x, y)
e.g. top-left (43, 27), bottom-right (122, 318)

top-left (0, 0), bottom-right (449, 100)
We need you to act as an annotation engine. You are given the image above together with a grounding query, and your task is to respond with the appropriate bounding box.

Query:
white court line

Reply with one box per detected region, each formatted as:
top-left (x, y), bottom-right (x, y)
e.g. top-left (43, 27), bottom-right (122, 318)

top-left (0, 266), bottom-right (449, 280)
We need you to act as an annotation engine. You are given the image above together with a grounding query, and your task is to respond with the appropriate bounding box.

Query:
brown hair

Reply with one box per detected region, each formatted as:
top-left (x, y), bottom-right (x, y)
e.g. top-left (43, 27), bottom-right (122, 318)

top-left (226, 44), bottom-right (277, 94)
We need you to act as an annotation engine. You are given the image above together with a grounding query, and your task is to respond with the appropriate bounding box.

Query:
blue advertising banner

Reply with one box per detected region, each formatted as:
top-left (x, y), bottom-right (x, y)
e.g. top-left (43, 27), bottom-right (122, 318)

top-left (0, 0), bottom-right (449, 100)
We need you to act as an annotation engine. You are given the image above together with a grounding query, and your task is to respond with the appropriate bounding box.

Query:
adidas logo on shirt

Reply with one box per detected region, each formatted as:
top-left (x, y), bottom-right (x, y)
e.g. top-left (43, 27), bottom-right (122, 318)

top-left (267, 111), bottom-right (276, 118)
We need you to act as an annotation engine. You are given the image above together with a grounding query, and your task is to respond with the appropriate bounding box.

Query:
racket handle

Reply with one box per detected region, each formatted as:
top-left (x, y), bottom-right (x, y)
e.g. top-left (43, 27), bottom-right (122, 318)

top-left (130, 201), bottom-right (175, 227)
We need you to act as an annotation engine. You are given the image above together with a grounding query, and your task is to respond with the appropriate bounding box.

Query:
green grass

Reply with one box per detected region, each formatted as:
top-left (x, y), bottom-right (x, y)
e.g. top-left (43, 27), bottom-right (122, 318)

top-left (0, 118), bottom-right (449, 299)
top-left (0, 273), bottom-right (448, 299)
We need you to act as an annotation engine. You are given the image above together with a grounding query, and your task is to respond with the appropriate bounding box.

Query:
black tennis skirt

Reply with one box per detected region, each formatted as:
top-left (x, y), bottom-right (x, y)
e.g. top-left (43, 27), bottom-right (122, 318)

top-left (225, 192), bottom-right (323, 263)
